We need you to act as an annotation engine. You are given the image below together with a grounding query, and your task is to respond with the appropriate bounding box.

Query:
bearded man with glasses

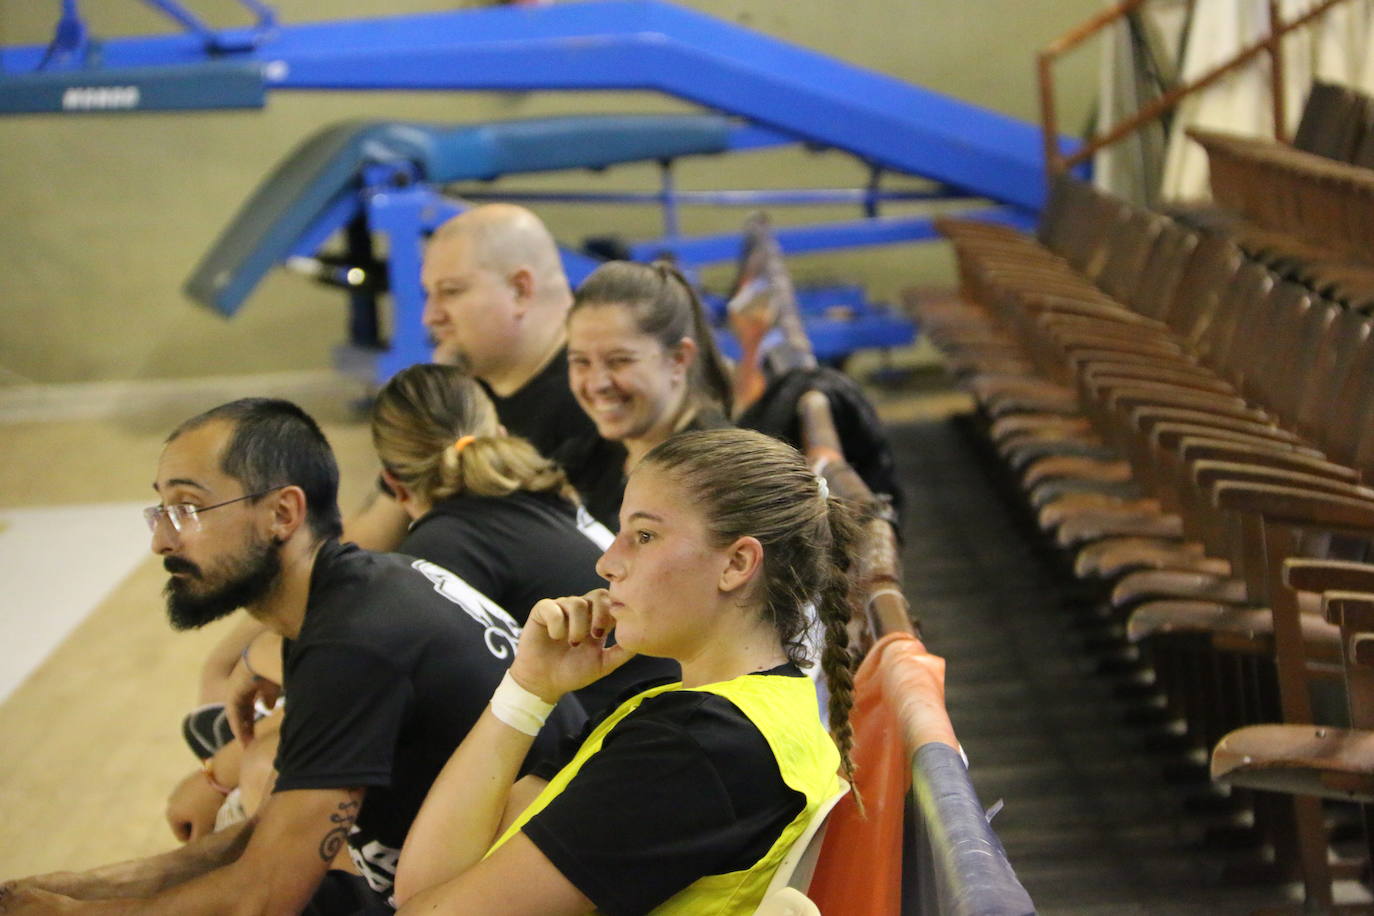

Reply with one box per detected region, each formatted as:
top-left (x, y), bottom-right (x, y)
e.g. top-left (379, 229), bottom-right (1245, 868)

top-left (0, 398), bottom-right (580, 916)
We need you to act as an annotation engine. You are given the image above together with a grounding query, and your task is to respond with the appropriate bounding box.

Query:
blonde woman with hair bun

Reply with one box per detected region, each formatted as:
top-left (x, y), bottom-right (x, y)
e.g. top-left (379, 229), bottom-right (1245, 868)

top-left (373, 363), bottom-right (679, 713)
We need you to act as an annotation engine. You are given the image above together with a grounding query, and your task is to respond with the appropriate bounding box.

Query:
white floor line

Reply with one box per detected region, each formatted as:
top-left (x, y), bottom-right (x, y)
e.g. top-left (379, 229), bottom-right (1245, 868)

top-left (0, 502), bottom-right (151, 704)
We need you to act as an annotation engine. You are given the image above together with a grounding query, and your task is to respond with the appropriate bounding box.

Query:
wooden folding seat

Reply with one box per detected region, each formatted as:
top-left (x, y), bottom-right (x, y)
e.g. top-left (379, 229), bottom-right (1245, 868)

top-left (1083, 290), bottom-right (1372, 586)
top-left (938, 187), bottom-right (1360, 592)
top-left (1108, 303), bottom-right (1363, 607)
top-left (1109, 320), bottom-right (1374, 769)
top-left (1053, 313), bottom-right (1373, 609)
top-left (915, 178), bottom-right (1113, 386)
top-left (1214, 558), bottom-right (1374, 823)
top-left (1020, 259), bottom-right (1281, 531)
top-left (972, 228), bottom-right (1177, 419)
top-left (970, 229), bottom-right (1249, 520)
top-left (1193, 127), bottom-right (1374, 267)
top-left (1202, 498), bottom-right (1374, 909)
top-left (924, 182), bottom-right (1152, 422)
top-left (1008, 230), bottom-right (1235, 470)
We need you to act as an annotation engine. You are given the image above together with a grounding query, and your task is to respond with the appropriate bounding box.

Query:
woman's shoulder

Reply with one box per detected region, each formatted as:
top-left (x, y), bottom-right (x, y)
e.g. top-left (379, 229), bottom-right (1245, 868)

top-left (621, 668), bottom-right (802, 744)
top-left (411, 491), bottom-right (590, 541)
top-left (407, 494), bottom-right (497, 531)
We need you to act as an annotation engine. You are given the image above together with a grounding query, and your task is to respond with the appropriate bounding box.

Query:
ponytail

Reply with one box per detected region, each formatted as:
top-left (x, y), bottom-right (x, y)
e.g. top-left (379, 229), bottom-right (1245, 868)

top-left (430, 432), bottom-right (575, 504)
top-left (655, 262), bottom-right (734, 418)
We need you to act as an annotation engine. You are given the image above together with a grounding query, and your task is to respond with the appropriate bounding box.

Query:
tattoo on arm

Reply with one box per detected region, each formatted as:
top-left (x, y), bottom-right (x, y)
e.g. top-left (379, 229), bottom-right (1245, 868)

top-left (317, 800), bottom-right (361, 863)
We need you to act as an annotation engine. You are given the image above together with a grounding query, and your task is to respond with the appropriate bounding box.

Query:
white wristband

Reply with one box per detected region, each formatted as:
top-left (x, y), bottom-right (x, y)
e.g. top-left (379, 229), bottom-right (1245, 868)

top-left (489, 671), bottom-right (555, 736)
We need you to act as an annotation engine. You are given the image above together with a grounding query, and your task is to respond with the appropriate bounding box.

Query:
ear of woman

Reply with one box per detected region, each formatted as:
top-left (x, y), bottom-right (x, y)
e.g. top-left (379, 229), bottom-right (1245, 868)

top-left (672, 336), bottom-right (699, 375)
top-left (379, 468), bottom-right (423, 520)
top-left (718, 535), bottom-right (763, 593)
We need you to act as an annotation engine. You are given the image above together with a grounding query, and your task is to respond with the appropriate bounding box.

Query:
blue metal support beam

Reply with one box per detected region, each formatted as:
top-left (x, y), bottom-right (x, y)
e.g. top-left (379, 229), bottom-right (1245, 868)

top-left (0, 2), bottom-right (1078, 210)
top-left (627, 206), bottom-right (1038, 267)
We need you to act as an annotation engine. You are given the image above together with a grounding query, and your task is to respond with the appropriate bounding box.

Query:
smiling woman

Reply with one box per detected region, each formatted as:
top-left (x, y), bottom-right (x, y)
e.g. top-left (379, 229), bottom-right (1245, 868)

top-left (556, 261), bottom-right (735, 529)
top-left (392, 427), bottom-right (862, 916)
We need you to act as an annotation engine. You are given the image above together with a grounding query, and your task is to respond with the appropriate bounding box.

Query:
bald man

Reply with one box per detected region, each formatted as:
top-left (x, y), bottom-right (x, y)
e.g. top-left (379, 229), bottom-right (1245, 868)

top-left (346, 205), bottom-right (595, 550)
top-left (420, 204), bottom-right (595, 457)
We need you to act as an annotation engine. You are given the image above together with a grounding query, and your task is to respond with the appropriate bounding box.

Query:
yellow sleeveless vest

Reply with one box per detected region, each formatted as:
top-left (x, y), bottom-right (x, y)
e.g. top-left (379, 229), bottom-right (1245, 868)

top-left (489, 672), bottom-right (841, 915)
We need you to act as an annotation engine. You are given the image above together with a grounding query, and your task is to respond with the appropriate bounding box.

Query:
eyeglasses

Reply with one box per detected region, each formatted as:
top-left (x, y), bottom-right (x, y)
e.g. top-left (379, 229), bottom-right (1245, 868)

top-left (143, 486), bottom-right (289, 535)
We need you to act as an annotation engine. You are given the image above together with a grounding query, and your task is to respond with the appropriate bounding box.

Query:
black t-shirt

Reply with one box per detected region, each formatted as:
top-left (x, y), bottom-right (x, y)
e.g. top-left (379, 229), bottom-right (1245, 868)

top-left (523, 665), bottom-right (807, 916)
top-left (400, 491), bottom-right (607, 624)
top-left (274, 540), bottom-right (582, 899)
top-left (480, 347), bottom-right (596, 460)
top-left (554, 407), bottom-right (733, 531)
top-left (397, 491), bottom-right (679, 718)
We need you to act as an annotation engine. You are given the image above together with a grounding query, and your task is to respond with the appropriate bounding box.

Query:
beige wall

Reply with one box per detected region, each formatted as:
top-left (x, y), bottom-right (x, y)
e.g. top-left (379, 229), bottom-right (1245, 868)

top-left (0, 0), bottom-right (1101, 385)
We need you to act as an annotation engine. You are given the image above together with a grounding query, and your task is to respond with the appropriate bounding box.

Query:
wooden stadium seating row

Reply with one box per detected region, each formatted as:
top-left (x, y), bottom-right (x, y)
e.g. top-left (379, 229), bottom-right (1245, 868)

top-left (1184, 124), bottom-right (1374, 313)
top-left (911, 173), bottom-right (1374, 909)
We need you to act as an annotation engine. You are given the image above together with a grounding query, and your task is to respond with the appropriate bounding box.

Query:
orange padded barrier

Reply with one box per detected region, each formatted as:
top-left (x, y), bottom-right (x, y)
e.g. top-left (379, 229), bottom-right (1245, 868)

top-left (808, 632), bottom-right (931, 915)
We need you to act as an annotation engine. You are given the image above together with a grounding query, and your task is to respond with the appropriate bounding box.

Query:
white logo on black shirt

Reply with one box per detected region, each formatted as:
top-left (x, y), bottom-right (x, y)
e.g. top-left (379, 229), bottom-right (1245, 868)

top-left (410, 559), bottom-right (521, 659)
top-left (575, 505), bottom-right (614, 550)
top-left (349, 834), bottom-right (400, 894)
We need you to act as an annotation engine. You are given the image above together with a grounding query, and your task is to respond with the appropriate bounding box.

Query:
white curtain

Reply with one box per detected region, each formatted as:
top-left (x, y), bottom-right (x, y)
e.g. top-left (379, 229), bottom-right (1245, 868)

top-left (1094, 0), bottom-right (1374, 204)
top-left (1095, 0), bottom-right (1190, 204)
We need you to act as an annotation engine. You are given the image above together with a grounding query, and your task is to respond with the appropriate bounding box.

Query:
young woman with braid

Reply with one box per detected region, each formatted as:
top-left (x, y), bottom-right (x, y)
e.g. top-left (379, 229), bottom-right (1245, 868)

top-left (374, 363), bottom-right (679, 715)
top-left (556, 260), bottom-right (735, 530)
top-left (393, 427), bottom-right (860, 916)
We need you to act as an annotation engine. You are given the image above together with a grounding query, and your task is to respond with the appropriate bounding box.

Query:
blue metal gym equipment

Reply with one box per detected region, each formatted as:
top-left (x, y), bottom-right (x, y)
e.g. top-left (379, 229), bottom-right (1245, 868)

top-left (1, 0), bottom-right (1081, 383)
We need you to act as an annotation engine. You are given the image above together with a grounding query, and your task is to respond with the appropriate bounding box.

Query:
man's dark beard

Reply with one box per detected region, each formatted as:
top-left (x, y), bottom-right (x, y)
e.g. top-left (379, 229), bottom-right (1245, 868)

top-left (164, 536), bottom-right (282, 631)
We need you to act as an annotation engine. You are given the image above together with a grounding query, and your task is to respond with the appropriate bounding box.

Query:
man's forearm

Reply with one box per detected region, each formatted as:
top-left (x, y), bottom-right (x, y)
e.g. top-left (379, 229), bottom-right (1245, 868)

top-left (25, 821), bottom-right (254, 901)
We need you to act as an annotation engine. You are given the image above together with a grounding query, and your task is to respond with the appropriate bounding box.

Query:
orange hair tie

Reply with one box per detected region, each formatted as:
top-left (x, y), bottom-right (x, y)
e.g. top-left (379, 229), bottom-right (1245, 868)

top-left (451, 435), bottom-right (477, 455)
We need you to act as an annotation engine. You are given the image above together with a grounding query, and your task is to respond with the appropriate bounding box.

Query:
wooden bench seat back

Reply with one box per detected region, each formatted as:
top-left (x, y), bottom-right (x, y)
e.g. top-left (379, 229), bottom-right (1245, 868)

top-left (1251, 293), bottom-right (1337, 433)
top-left (1187, 260), bottom-right (1274, 381)
top-left (1291, 307), bottom-right (1368, 447)
top-left (1128, 220), bottom-right (1199, 323)
top-left (1292, 81), bottom-right (1372, 163)
top-left (1352, 119), bottom-right (1374, 171)
top-left (1321, 317), bottom-right (1374, 479)
top-left (1236, 282), bottom-right (1319, 419)
top-left (1163, 234), bottom-right (1246, 350)
top-left (1096, 209), bottom-right (1166, 305)
top-left (1192, 127), bottom-right (1374, 264)
top-left (1056, 187), bottom-right (1134, 283)
top-left (1035, 171), bottom-right (1086, 249)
